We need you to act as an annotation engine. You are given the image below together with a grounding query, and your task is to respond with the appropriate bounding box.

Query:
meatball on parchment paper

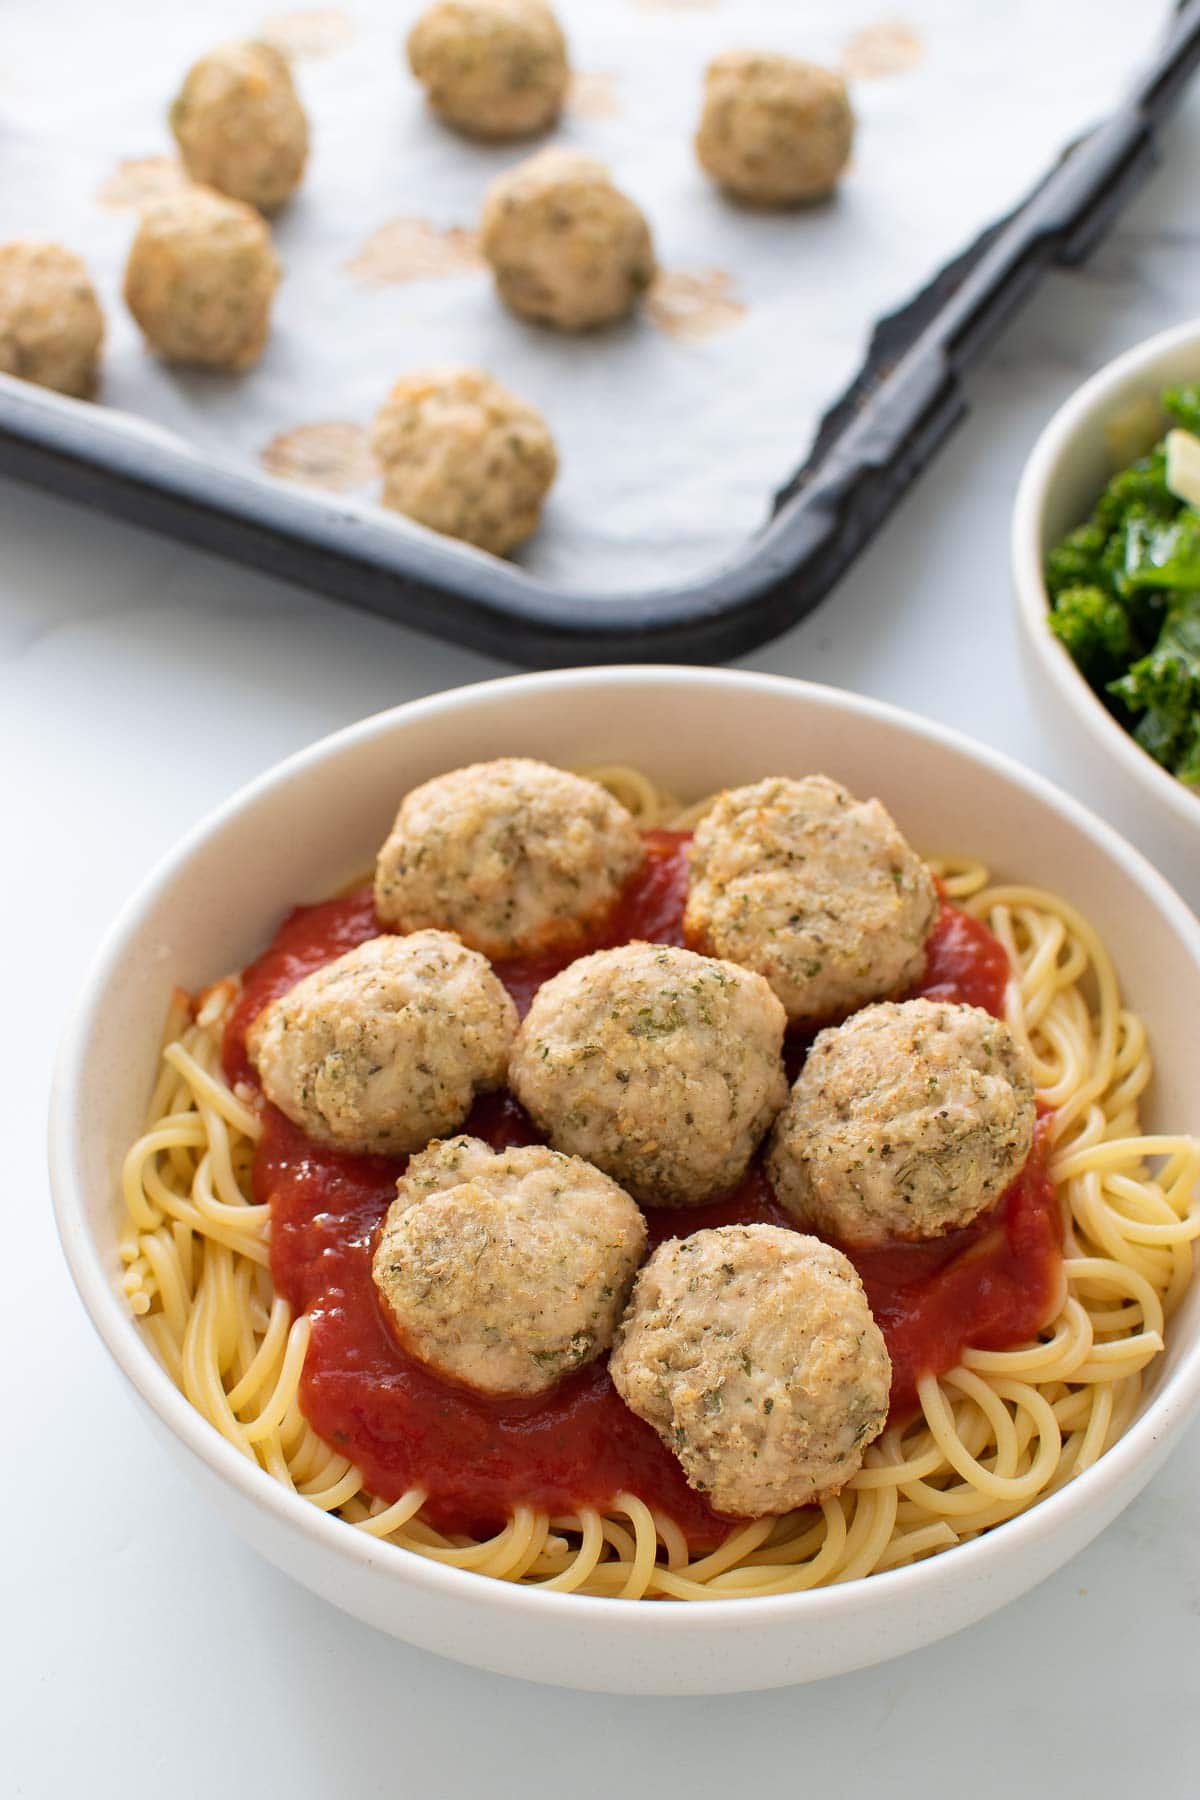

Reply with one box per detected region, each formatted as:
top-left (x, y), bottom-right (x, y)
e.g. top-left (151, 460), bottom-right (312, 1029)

top-left (14, 0), bottom-right (1144, 593)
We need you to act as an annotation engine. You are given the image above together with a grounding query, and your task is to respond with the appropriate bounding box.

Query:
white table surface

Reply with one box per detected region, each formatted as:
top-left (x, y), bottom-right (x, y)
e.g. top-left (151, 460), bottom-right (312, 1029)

top-left (5, 49), bottom-right (1200, 1800)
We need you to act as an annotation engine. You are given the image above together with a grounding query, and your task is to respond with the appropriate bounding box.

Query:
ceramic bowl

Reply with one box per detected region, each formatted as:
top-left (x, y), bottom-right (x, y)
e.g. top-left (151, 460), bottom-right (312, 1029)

top-left (1012, 317), bottom-right (1200, 847)
top-left (49, 667), bottom-right (1200, 1694)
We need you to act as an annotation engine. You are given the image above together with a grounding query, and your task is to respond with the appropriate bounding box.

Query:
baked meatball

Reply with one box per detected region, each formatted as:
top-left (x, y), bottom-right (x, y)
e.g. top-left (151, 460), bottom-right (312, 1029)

top-left (375, 758), bottom-right (643, 959)
top-left (509, 942), bottom-right (788, 1205)
top-left (246, 932), bottom-right (517, 1154)
top-left (479, 148), bottom-right (655, 331)
top-left (768, 999), bottom-right (1037, 1247)
top-left (696, 52), bottom-right (854, 207)
top-left (0, 241), bottom-right (103, 398)
top-left (170, 40), bottom-right (309, 213)
top-left (373, 1136), bottom-right (646, 1394)
top-left (685, 775), bottom-right (937, 1025)
top-left (124, 187), bottom-right (280, 371)
top-left (371, 366), bottom-right (557, 555)
top-left (407, 0), bottom-right (568, 140)
top-left (610, 1225), bottom-right (890, 1516)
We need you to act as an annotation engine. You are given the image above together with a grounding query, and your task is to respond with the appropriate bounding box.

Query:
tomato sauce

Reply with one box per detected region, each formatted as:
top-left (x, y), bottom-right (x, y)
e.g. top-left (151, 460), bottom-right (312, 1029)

top-left (228, 832), bottom-right (1062, 1545)
top-left (224, 885), bottom-right (379, 1090)
top-left (256, 1106), bottom-right (727, 1543)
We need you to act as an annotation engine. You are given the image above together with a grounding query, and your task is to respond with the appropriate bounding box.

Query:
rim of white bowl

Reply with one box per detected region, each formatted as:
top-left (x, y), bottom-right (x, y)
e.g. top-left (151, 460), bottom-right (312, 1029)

top-left (48, 665), bottom-right (1200, 1634)
top-left (1012, 316), bottom-right (1200, 833)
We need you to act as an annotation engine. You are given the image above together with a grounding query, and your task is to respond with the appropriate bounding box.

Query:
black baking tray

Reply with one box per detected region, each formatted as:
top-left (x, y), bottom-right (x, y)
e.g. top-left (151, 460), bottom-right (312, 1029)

top-left (3, 1), bottom-right (1200, 669)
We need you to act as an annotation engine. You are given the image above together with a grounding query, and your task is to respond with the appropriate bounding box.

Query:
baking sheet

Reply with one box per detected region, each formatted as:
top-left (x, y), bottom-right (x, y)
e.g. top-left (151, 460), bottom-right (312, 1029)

top-left (0, 0), bottom-right (1170, 596)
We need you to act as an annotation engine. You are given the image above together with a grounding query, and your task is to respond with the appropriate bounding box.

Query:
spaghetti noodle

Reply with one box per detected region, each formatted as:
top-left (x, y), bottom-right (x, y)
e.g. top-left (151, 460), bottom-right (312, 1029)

top-left (118, 769), bottom-right (1200, 1598)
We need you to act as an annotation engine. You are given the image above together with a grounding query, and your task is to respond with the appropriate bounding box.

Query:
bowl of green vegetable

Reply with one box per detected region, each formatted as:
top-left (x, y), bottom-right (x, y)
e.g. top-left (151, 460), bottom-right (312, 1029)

top-left (1013, 319), bottom-right (1200, 836)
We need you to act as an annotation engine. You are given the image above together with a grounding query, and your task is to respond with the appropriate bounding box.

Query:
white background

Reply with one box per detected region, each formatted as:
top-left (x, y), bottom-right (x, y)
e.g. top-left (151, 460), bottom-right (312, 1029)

top-left (3, 2), bottom-right (1200, 1795)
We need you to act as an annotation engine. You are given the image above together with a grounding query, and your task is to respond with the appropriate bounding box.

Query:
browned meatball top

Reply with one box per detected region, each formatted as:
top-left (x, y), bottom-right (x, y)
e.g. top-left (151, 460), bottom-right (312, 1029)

top-left (610, 1224), bottom-right (891, 1515)
top-left (374, 758), bottom-right (643, 958)
top-left (373, 1136), bottom-right (646, 1395)
top-left (685, 775), bottom-right (937, 1025)
top-left (768, 998), bottom-right (1036, 1245)
top-left (509, 940), bottom-right (788, 1205)
top-left (247, 931), bottom-right (516, 1154)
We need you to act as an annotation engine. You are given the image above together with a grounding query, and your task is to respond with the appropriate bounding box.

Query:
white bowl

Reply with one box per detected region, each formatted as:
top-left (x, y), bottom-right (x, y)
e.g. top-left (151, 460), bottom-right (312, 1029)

top-left (1012, 318), bottom-right (1200, 848)
top-left (49, 667), bottom-right (1200, 1695)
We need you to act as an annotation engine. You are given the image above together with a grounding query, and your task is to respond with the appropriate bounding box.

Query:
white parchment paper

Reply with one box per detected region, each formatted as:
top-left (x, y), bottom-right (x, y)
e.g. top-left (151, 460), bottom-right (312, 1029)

top-left (0, 0), bottom-right (1172, 596)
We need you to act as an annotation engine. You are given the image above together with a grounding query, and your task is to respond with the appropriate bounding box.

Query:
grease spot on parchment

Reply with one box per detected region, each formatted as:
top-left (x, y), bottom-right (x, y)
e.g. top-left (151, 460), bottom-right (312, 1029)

top-left (567, 71), bottom-right (620, 120)
top-left (645, 269), bottom-right (746, 344)
top-left (261, 421), bottom-right (376, 493)
top-left (841, 21), bottom-right (923, 80)
top-left (347, 217), bottom-right (485, 286)
top-left (95, 156), bottom-right (192, 211)
top-left (260, 8), bottom-right (356, 59)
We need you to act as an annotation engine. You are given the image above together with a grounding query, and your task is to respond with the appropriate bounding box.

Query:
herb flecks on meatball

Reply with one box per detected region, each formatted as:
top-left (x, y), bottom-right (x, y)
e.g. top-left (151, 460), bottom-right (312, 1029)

top-left (123, 187), bottom-right (280, 371)
top-left (373, 1136), bottom-right (646, 1395)
top-left (480, 147), bottom-right (655, 331)
top-left (371, 366), bottom-right (558, 556)
top-left (0, 240), bottom-right (104, 398)
top-left (407, 0), bottom-right (569, 140)
top-left (170, 40), bottom-right (309, 213)
top-left (768, 998), bottom-right (1037, 1246)
top-left (374, 758), bottom-right (643, 960)
top-left (610, 1224), bottom-right (891, 1516)
top-left (509, 940), bottom-right (788, 1206)
top-left (684, 774), bottom-right (937, 1025)
top-left (696, 52), bottom-right (854, 207)
top-left (247, 932), bottom-right (517, 1155)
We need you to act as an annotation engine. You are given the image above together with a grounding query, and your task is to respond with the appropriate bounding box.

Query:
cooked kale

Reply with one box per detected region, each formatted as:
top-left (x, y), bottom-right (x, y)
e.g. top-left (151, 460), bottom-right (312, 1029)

top-left (1121, 509), bottom-right (1200, 591)
top-left (1163, 383), bottom-right (1200, 436)
top-left (1093, 450), bottom-right (1172, 530)
top-left (1108, 602), bottom-right (1200, 788)
top-left (1044, 386), bottom-right (1200, 788)
top-left (1048, 586), bottom-right (1139, 686)
top-left (1045, 521), bottom-right (1108, 599)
